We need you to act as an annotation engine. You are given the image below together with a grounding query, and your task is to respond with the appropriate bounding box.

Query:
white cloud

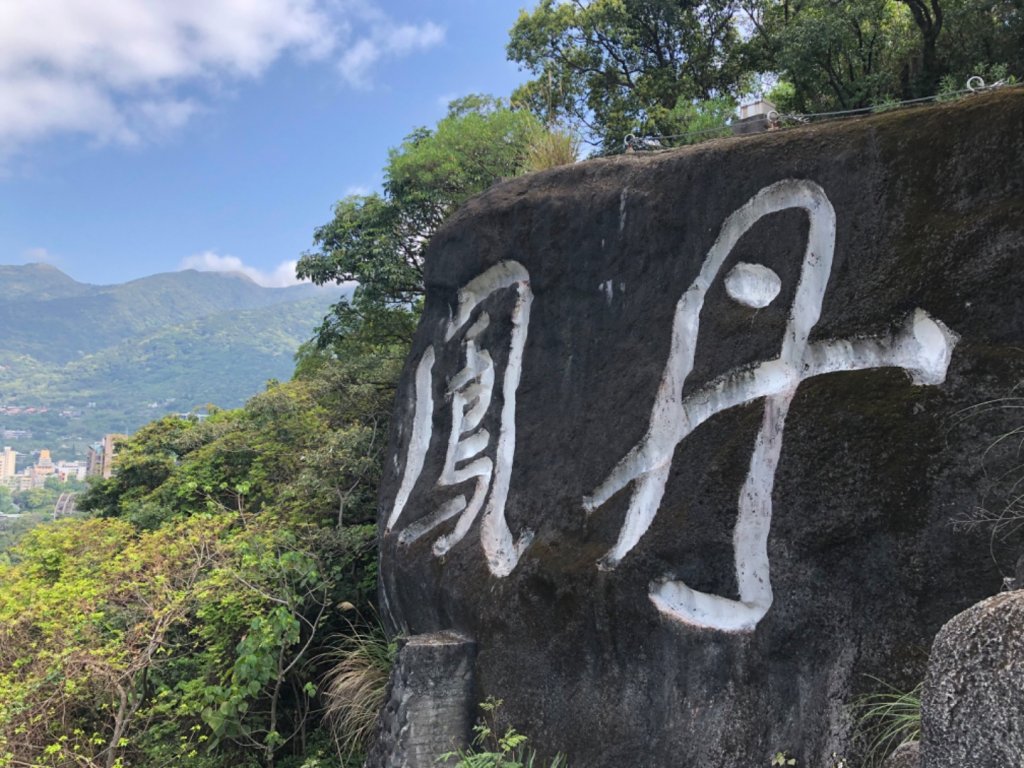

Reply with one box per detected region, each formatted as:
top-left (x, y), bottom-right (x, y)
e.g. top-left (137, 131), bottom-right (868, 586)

top-left (338, 16), bottom-right (445, 88)
top-left (133, 99), bottom-right (201, 139)
top-left (0, 0), bottom-right (445, 152)
top-left (180, 251), bottom-right (304, 288)
top-left (22, 246), bottom-right (56, 263)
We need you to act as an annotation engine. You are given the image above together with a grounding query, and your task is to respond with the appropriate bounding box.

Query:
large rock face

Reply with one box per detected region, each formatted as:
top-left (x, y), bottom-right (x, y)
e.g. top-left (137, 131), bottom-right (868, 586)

top-left (378, 91), bottom-right (1024, 766)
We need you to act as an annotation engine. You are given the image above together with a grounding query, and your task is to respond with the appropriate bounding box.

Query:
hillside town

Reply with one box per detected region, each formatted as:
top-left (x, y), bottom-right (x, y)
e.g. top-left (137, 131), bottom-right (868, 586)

top-left (0, 434), bottom-right (120, 491)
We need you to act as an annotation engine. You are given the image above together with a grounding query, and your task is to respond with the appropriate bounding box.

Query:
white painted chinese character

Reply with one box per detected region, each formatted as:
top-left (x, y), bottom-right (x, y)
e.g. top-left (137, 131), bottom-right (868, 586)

top-left (585, 179), bottom-right (958, 632)
top-left (387, 261), bottom-right (534, 577)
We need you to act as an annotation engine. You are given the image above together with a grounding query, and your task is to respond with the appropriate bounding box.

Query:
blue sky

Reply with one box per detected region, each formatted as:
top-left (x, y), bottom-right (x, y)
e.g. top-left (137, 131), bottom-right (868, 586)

top-left (0, 0), bottom-right (531, 287)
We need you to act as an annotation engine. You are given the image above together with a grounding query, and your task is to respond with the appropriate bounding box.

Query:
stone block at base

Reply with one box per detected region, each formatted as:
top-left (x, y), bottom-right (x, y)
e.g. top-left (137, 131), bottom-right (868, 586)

top-left (365, 631), bottom-right (476, 768)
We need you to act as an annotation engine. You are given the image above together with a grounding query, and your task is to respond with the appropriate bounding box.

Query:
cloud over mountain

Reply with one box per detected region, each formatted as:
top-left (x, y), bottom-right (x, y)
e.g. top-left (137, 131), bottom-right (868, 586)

top-left (180, 251), bottom-right (303, 289)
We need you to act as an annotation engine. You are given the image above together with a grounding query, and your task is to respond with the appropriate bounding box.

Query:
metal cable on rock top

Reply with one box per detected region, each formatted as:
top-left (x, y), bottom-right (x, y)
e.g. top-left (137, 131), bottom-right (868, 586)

top-left (617, 76), bottom-right (1021, 155)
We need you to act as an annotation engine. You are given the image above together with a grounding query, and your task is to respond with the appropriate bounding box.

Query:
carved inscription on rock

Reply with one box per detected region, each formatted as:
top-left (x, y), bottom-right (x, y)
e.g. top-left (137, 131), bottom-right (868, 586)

top-left (386, 261), bottom-right (534, 577)
top-left (388, 179), bottom-right (959, 632)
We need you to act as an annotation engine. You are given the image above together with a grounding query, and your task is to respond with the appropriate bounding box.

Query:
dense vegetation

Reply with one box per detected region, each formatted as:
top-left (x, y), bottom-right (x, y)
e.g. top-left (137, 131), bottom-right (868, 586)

top-left (508, 0), bottom-right (1023, 149)
top-left (0, 96), bottom-right (565, 768)
top-left (0, 4), bottom-right (1017, 765)
top-left (0, 342), bottom-right (394, 768)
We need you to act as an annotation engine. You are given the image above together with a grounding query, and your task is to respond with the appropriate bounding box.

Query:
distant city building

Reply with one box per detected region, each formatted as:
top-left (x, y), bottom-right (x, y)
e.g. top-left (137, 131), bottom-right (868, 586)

top-left (86, 441), bottom-right (103, 477)
top-left (1, 447), bottom-right (90, 490)
top-left (56, 460), bottom-right (87, 482)
top-left (22, 449), bottom-right (57, 489)
top-left (87, 434), bottom-right (125, 479)
top-left (0, 446), bottom-right (16, 484)
top-left (102, 434), bottom-right (124, 479)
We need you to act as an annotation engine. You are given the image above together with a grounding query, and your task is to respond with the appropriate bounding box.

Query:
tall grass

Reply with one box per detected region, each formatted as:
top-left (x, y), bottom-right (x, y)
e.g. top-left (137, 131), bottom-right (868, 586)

top-left (522, 127), bottom-right (579, 173)
top-left (851, 677), bottom-right (922, 767)
top-left (322, 619), bottom-right (396, 764)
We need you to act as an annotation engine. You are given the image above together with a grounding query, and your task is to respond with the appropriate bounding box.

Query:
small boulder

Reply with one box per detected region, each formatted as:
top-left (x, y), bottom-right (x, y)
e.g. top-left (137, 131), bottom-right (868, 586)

top-left (921, 590), bottom-right (1024, 767)
top-left (882, 741), bottom-right (920, 768)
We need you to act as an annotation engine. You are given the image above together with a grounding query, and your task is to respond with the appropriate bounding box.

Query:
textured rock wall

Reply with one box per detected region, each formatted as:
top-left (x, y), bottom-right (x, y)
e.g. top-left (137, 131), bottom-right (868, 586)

top-left (377, 91), bottom-right (1024, 767)
top-left (921, 590), bottom-right (1024, 768)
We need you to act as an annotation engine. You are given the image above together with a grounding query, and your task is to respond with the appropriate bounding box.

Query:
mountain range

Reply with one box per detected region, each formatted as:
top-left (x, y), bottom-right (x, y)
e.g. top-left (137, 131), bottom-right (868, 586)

top-left (0, 264), bottom-right (351, 459)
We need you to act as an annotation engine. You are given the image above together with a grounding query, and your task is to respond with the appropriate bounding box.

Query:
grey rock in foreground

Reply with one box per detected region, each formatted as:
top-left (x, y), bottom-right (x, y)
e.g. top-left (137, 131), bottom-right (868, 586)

top-left (921, 590), bottom-right (1024, 768)
top-left (365, 632), bottom-right (475, 768)
top-left (883, 741), bottom-right (920, 768)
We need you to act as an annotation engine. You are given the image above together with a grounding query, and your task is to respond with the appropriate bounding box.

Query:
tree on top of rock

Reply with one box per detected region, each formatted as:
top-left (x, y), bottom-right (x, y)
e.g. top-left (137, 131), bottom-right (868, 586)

top-left (507, 0), bottom-right (750, 151)
top-left (297, 95), bottom-right (558, 350)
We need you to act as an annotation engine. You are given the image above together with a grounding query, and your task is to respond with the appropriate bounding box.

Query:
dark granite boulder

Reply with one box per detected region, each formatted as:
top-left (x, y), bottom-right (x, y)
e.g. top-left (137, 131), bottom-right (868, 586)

top-left (883, 741), bottom-right (920, 768)
top-left (378, 91), bottom-right (1024, 767)
top-left (921, 590), bottom-right (1024, 768)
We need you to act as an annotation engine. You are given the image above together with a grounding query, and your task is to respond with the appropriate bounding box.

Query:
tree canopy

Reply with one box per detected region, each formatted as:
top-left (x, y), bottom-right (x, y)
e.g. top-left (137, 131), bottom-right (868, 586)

top-left (508, 0), bottom-right (1023, 147)
top-left (508, 0), bottom-right (750, 150)
top-left (296, 95), bottom-right (554, 349)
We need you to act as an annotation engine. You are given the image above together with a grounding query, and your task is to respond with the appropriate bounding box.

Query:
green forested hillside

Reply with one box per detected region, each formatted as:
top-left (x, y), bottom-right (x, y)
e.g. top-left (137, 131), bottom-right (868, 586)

top-left (0, 297), bottom-right (332, 407)
top-left (0, 265), bottom-right (351, 458)
top-left (0, 264), bottom-right (95, 301)
top-left (0, 264), bottom-right (347, 363)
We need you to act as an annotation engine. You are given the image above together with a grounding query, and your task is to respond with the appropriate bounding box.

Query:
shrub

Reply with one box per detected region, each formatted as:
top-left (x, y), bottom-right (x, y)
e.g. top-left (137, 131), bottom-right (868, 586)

top-left (439, 697), bottom-right (568, 768)
top-left (522, 128), bottom-right (579, 172)
top-left (323, 618), bottom-right (396, 763)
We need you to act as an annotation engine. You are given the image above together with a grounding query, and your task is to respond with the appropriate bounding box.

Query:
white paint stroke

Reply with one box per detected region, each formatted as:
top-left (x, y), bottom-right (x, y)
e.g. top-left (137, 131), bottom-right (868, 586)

top-left (480, 273), bottom-right (535, 576)
top-left (724, 262), bottom-right (782, 309)
top-left (386, 345), bottom-right (435, 533)
top-left (585, 179), bottom-right (959, 632)
top-left (447, 262), bottom-right (530, 341)
top-left (430, 329), bottom-right (495, 555)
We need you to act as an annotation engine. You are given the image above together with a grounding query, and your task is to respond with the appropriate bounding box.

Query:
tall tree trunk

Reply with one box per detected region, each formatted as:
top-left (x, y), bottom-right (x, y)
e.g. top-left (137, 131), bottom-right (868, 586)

top-left (901, 0), bottom-right (944, 95)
